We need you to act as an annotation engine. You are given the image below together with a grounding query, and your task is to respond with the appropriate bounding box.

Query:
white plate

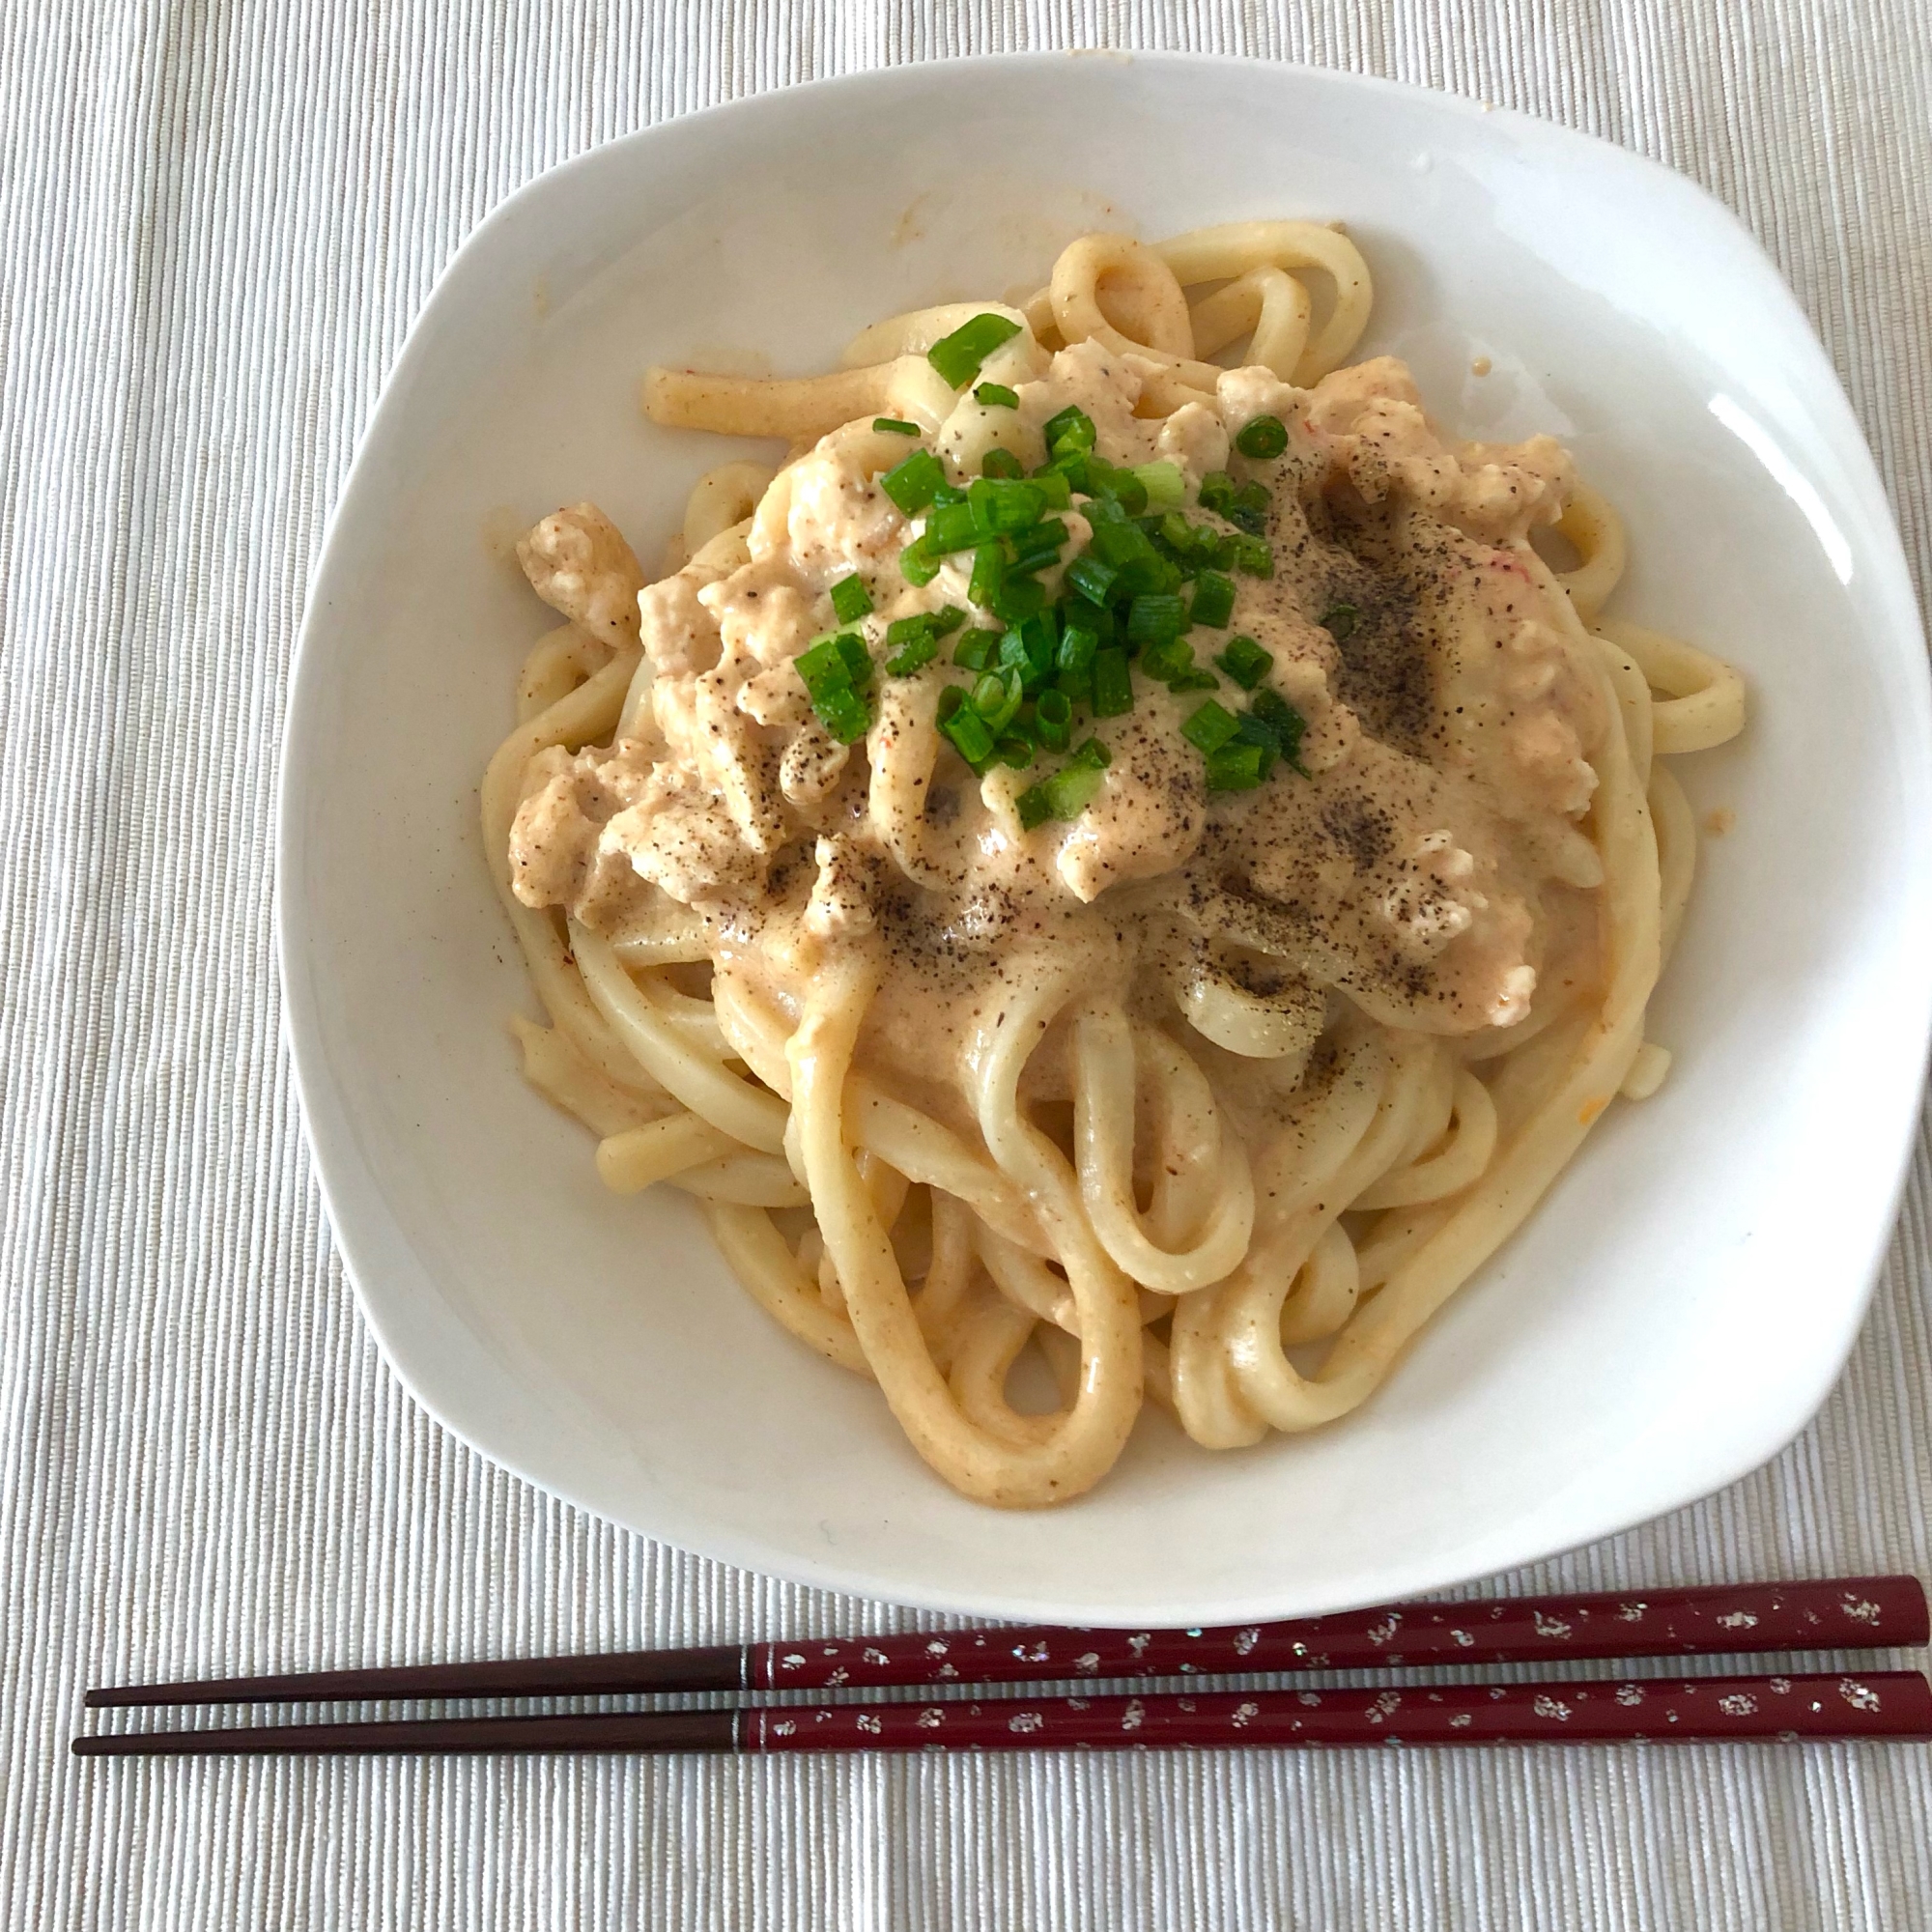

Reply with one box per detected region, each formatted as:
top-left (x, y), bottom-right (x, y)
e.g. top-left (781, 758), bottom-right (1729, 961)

top-left (278, 53), bottom-right (1932, 1626)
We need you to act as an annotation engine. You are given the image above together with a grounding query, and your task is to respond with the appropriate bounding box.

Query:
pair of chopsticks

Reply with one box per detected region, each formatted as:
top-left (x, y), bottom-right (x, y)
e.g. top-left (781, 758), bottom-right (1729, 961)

top-left (74, 1577), bottom-right (1932, 1758)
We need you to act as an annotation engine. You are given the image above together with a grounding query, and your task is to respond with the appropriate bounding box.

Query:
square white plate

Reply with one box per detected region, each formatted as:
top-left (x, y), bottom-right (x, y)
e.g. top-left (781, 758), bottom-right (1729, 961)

top-left (278, 53), bottom-right (1932, 1625)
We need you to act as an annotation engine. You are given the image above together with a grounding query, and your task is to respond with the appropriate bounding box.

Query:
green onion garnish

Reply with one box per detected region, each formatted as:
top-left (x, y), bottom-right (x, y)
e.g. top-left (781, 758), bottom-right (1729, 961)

top-left (898, 537), bottom-right (940, 586)
top-left (792, 632), bottom-right (873, 744)
top-left (927, 313), bottom-right (1024, 388)
top-left (1092, 649), bottom-right (1133, 717)
top-left (972, 668), bottom-right (1025, 733)
top-left (874, 417), bottom-right (921, 436)
top-left (1235, 414), bottom-right (1290, 460)
top-left (1187, 569), bottom-right (1236, 630)
top-left (996, 733), bottom-right (1036, 769)
top-left (990, 575), bottom-right (1047, 623)
top-left (1126, 593), bottom-right (1187, 649)
top-left (1042, 405), bottom-right (1096, 456)
top-left (1228, 480), bottom-right (1270, 533)
top-left (967, 476), bottom-right (1046, 533)
top-left (829, 575), bottom-right (873, 623)
top-left (940, 699), bottom-right (997, 768)
top-left (1215, 635), bottom-right (1272, 689)
top-left (1168, 668), bottom-right (1220, 693)
top-left (1030, 469), bottom-right (1073, 512)
top-left (881, 447), bottom-right (947, 515)
top-left (1057, 622), bottom-right (1098, 674)
top-left (981, 446), bottom-right (1025, 480)
top-left (1133, 461), bottom-right (1187, 513)
top-left (1064, 554), bottom-right (1119, 606)
top-left (974, 383), bottom-right (1020, 409)
top-left (1198, 470), bottom-right (1235, 515)
top-left (1320, 602), bottom-right (1360, 641)
top-left (925, 501), bottom-right (983, 554)
top-left (885, 633), bottom-right (937, 675)
top-left (1008, 519), bottom-right (1068, 569)
top-left (1229, 534), bottom-right (1273, 578)
top-left (1181, 699), bottom-right (1242, 753)
top-left (1204, 742), bottom-right (1269, 790)
top-left (968, 542), bottom-right (1006, 611)
top-left (1035, 688), bottom-right (1073, 751)
top-left (1014, 746), bottom-right (1111, 831)
top-left (953, 630), bottom-right (998, 671)
top-left (1248, 687), bottom-right (1310, 773)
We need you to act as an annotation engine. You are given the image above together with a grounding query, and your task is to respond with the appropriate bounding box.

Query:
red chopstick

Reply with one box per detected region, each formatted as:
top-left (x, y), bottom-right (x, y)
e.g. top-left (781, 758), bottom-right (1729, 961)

top-left (83, 1576), bottom-right (1927, 1709)
top-left (71, 1670), bottom-right (1932, 1756)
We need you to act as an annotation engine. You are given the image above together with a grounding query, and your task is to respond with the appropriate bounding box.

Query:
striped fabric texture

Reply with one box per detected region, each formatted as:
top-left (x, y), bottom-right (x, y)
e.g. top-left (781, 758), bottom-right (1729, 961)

top-left (3, 3), bottom-right (1928, 1926)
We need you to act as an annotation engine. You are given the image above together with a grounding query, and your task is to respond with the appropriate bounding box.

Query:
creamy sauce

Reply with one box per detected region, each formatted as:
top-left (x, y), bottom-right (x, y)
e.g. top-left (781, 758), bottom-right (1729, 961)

top-left (509, 348), bottom-right (1607, 1136)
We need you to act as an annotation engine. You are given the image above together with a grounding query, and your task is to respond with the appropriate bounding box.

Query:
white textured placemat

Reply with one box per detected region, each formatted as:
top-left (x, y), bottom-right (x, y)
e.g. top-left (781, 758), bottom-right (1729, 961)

top-left (4, 3), bottom-right (1929, 1926)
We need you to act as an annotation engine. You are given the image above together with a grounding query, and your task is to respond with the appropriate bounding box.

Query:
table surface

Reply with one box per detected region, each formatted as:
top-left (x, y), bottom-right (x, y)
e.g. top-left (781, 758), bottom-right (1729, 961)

top-left (5, 3), bottom-right (1930, 1927)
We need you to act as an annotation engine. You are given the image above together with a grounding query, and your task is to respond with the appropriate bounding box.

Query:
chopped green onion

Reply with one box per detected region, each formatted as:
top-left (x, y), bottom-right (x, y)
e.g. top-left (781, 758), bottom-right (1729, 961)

top-left (996, 733), bottom-right (1036, 769)
top-left (953, 629), bottom-right (998, 671)
top-left (1035, 688), bottom-right (1073, 751)
top-left (1014, 781), bottom-right (1056, 831)
top-left (1139, 636), bottom-right (1195, 683)
top-left (1229, 533), bottom-right (1273, 578)
top-left (1068, 735), bottom-right (1112, 770)
top-left (1054, 663), bottom-right (1092, 707)
top-left (968, 476), bottom-right (1046, 533)
top-left (1187, 569), bottom-right (1236, 630)
top-left (1004, 611), bottom-right (1057, 686)
top-left (1043, 405), bottom-right (1096, 456)
top-left (793, 633), bottom-right (873, 744)
top-left (793, 633), bottom-right (849, 691)
top-left (1015, 758), bottom-right (1108, 830)
top-left (1248, 687), bottom-right (1309, 773)
top-left (1215, 636), bottom-right (1273, 689)
top-left (967, 542), bottom-right (1006, 611)
top-left (1030, 469), bottom-right (1073, 512)
top-left (1235, 413), bottom-right (1290, 460)
top-left (1204, 742), bottom-right (1268, 790)
top-left (1168, 668), bottom-right (1220, 692)
top-left (873, 417), bottom-right (921, 436)
top-left (1008, 520), bottom-right (1069, 570)
top-left (881, 447), bottom-right (947, 515)
top-left (940, 700), bottom-right (997, 767)
top-left (923, 501), bottom-right (982, 554)
top-left (1320, 602), bottom-right (1360, 641)
top-left (833, 632), bottom-right (871, 685)
top-left (1065, 554), bottom-right (1119, 606)
top-left (990, 575), bottom-right (1047, 623)
top-left (972, 668), bottom-right (1025, 732)
top-left (1182, 699), bottom-right (1242, 753)
top-left (937, 685), bottom-right (965, 723)
top-left (1091, 649), bottom-right (1133, 717)
top-left (885, 633), bottom-right (938, 675)
top-left (1133, 461), bottom-right (1187, 513)
top-left (898, 537), bottom-right (940, 586)
top-left (829, 575), bottom-right (873, 624)
top-left (931, 483), bottom-right (968, 509)
top-left (1089, 515), bottom-right (1155, 568)
top-left (927, 312), bottom-right (1024, 388)
top-left (930, 605), bottom-right (968, 636)
top-left (1115, 552), bottom-right (1181, 601)
top-left (980, 446), bottom-right (1025, 480)
top-left (974, 383), bottom-right (1020, 409)
top-left (1057, 623), bottom-right (1099, 673)
top-left (813, 688), bottom-right (870, 743)
top-left (1228, 480), bottom-right (1270, 533)
top-left (1126, 593), bottom-right (1188, 649)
